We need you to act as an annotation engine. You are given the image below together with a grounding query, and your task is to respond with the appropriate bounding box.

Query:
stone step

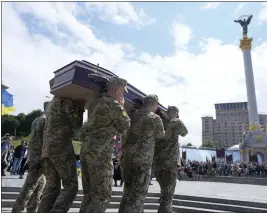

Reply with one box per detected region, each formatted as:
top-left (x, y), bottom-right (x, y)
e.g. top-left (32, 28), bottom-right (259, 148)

top-left (172, 194), bottom-right (267, 209)
top-left (1, 208), bottom-right (158, 213)
top-left (2, 193), bottom-right (267, 213)
top-left (181, 175), bottom-right (267, 186)
top-left (3, 187), bottom-right (267, 209)
top-left (2, 187), bottom-right (267, 213)
top-left (1, 206), bottom-right (230, 213)
top-left (172, 199), bottom-right (267, 213)
top-left (3, 198), bottom-right (266, 213)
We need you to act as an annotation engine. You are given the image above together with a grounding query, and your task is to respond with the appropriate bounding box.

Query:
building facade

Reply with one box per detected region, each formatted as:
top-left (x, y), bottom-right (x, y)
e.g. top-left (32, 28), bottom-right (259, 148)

top-left (259, 114), bottom-right (267, 132)
top-left (202, 102), bottom-right (266, 149)
top-left (201, 116), bottom-right (215, 143)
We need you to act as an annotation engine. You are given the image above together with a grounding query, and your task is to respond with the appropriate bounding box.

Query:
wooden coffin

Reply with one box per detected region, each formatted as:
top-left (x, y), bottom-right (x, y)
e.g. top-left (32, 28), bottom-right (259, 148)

top-left (50, 60), bottom-right (167, 117)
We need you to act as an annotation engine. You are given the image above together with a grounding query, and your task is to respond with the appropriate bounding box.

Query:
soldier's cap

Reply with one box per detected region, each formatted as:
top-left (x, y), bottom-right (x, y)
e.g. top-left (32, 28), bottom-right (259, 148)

top-left (143, 94), bottom-right (159, 103)
top-left (108, 76), bottom-right (128, 92)
top-left (168, 106), bottom-right (179, 113)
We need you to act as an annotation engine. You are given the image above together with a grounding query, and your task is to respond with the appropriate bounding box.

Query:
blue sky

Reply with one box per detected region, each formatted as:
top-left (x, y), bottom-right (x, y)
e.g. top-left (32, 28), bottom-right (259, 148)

top-left (106, 2), bottom-right (264, 54)
top-left (16, 2), bottom-right (266, 55)
top-left (2, 2), bottom-right (267, 146)
top-left (68, 2), bottom-right (265, 55)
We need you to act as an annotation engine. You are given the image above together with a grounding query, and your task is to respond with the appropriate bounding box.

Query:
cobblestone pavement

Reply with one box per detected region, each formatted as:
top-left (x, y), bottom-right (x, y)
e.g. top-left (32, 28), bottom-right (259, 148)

top-left (2, 174), bottom-right (267, 203)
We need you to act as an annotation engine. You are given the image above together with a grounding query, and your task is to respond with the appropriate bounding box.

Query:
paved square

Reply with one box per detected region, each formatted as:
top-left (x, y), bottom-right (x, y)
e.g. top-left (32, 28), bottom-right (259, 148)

top-left (2, 174), bottom-right (267, 204)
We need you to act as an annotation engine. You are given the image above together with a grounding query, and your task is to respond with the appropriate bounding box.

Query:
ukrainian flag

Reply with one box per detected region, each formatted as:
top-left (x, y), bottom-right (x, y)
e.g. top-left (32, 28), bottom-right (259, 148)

top-left (2, 89), bottom-right (16, 115)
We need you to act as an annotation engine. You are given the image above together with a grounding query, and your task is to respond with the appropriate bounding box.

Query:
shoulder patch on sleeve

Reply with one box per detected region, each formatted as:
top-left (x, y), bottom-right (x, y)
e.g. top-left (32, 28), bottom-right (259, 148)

top-left (122, 111), bottom-right (127, 117)
top-left (73, 113), bottom-right (79, 119)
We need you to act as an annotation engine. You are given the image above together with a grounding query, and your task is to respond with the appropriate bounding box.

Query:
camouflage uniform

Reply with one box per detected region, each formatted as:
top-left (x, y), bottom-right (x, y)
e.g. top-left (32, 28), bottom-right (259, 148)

top-left (154, 106), bottom-right (188, 213)
top-left (37, 97), bottom-right (84, 213)
top-left (11, 102), bottom-right (49, 213)
top-left (119, 95), bottom-right (165, 213)
top-left (79, 77), bottom-right (130, 213)
top-left (79, 121), bottom-right (87, 143)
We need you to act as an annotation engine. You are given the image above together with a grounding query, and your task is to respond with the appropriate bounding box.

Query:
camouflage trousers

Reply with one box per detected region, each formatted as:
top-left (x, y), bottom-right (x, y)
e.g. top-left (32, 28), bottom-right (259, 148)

top-left (11, 162), bottom-right (45, 213)
top-left (79, 152), bottom-right (113, 213)
top-left (37, 156), bottom-right (78, 213)
top-left (118, 164), bottom-right (151, 213)
top-left (155, 169), bottom-right (177, 213)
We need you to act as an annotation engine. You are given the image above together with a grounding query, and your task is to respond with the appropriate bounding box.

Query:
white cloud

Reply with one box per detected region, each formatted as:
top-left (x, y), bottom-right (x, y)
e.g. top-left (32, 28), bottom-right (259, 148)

top-left (2, 2), bottom-right (267, 147)
top-left (171, 22), bottom-right (193, 49)
top-left (258, 2), bottom-right (267, 23)
top-left (84, 2), bottom-right (156, 28)
top-left (235, 3), bottom-right (245, 13)
top-left (200, 2), bottom-right (220, 10)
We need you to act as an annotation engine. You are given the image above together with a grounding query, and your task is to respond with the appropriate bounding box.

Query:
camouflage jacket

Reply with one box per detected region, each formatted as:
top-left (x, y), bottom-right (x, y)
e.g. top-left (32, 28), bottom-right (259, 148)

top-left (28, 114), bottom-right (46, 164)
top-left (42, 97), bottom-right (84, 158)
top-left (121, 108), bottom-right (165, 169)
top-left (81, 94), bottom-right (130, 161)
top-left (79, 121), bottom-right (87, 143)
top-left (154, 117), bottom-right (188, 171)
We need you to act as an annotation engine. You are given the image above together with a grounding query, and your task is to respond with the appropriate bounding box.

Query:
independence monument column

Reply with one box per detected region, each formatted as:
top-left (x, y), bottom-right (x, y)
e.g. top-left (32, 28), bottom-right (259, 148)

top-left (234, 15), bottom-right (259, 126)
top-left (235, 15), bottom-right (267, 163)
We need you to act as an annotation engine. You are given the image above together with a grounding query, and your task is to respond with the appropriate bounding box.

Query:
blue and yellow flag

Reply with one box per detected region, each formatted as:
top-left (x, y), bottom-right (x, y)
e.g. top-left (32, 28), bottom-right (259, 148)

top-left (2, 89), bottom-right (16, 115)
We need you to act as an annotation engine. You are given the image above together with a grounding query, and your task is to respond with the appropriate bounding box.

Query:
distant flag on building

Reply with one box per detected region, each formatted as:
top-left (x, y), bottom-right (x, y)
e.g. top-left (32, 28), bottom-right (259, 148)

top-left (1, 89), bottom-right (16, 115)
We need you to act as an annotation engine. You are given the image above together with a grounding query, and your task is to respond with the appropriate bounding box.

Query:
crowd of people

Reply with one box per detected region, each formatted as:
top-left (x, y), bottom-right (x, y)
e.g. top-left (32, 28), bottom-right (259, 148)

top-left (181, 159), bottom-right (267, 180)
top-left (1, 134), bottom-right (29, 179)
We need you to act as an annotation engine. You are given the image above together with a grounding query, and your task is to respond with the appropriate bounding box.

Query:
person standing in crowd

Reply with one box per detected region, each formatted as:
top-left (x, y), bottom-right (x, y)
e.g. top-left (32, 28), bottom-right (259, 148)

top-left (119, 94), bottom-right (165, 213)
top-left (79, 77), bottom-right (130, 213)
top-left (10, 140), bottom-right (27, 175)
top-left (12, 102), bottom-right (49, 213)
top-left (38, 97), bottom-right (85, 213)
top-left (18, 146), bottom-right (28, 179)
top-left (113, 155), bottom-right (123, 187)
top-left (76, 154), bottom-right (81, 177)
top-left (7, 145), bottom-right (15, 172)
top-left (154, 106), bottom-right (188, 213)
top-left (1, 135), bottom-right (12, 176)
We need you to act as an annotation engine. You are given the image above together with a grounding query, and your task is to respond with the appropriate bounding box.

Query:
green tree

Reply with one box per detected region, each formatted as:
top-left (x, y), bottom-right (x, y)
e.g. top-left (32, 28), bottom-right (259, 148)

top-left (201, 139), bottom-right (214, 148)
top-left (16, 113), bottom-right (26, 122)
top-left (1, 115), bottom-right (20, 136)
top-left (2, 109), bottom-right (42, 137)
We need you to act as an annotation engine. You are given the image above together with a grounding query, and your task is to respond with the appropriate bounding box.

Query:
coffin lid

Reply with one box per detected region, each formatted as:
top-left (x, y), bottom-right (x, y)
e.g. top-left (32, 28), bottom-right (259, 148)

top-left (51, 60), bottom-right (167, 112)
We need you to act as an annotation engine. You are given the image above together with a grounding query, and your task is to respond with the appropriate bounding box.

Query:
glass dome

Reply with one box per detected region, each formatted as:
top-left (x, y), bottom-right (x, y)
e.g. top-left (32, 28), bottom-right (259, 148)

top-left (227, 143), bottom-right (241, 151)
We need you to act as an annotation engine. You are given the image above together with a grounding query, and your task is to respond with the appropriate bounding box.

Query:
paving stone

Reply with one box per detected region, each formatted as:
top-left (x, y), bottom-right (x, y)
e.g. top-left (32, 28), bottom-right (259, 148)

top-left (2, 174), bottom-right (267, 213)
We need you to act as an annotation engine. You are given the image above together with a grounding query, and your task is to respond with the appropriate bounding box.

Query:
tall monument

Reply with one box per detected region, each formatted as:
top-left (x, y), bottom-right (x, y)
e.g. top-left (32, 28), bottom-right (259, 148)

top-left (234, 15), bottom-right (267, 163)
